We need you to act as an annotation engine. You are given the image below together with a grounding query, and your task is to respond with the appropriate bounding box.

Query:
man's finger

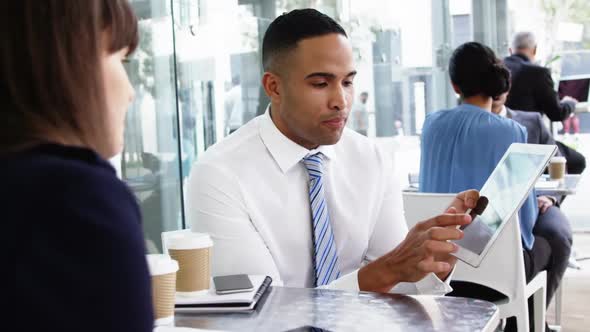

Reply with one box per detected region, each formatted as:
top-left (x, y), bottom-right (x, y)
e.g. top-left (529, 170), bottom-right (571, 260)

top-left (417, 260), bottom-right (451, 274)
top-left (423, 239), bottom-right (459, 254)
top-left (445, 206), bottom-right (457, 214)
top-left (435, 213), bottom-right (471, 228)
top-left (427, 227), bottom-right (464, 241)
top-left (457, 189), bottom-right (480, 209)
top-left (418, 213), bottom-right (470, 230)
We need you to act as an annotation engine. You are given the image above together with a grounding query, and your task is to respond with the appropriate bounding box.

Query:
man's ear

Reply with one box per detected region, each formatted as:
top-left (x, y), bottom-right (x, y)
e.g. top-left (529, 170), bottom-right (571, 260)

top-left (533, 46), bottom-right (537, 56)
top-left (509, 47), bottom-right (513, 55)
top-left (451, 83), bottom-right (461, 95)
top-left (262, 72), bottom-right (282, 104)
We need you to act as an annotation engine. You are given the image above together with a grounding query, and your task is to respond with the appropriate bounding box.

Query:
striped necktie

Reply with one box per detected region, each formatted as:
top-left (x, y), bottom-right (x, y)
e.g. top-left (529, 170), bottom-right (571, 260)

top-left (302, 152), bottom-right (341, 286)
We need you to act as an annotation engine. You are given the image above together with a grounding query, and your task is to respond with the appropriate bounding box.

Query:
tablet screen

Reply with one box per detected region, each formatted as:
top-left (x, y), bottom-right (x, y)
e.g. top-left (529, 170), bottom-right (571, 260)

top-left (456, 151), bottom-right (548, 255)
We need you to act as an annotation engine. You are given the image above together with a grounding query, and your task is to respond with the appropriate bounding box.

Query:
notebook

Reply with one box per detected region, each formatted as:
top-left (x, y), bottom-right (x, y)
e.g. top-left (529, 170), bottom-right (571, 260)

top-left (175, 275), bottom-right (272, 313)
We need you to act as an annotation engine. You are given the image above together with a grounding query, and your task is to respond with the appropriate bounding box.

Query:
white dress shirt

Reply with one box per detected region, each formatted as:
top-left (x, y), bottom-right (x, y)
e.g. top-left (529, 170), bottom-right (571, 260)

top-left (186, 109), bottom-right (452, 294)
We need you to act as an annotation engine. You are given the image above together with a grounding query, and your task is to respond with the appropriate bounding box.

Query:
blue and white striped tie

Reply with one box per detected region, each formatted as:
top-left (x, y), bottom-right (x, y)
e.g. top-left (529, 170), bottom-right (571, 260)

top-left (302, 152), bottom-right (341, 286)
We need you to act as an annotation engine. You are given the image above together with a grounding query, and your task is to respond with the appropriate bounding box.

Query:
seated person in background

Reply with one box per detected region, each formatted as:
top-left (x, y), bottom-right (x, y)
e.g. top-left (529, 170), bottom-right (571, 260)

top-left (4, 1), bottom-right (153, 331)
top-left (504, 31), bottom-right (577, 122)
top-left (350, 91), bottom-right (369, 136)
top-left (188, 9), bottom-right (479, 294)
top-left (420, 42), bottom-right (566, 331)
top-left (496, 88), bottom-right (586, 176)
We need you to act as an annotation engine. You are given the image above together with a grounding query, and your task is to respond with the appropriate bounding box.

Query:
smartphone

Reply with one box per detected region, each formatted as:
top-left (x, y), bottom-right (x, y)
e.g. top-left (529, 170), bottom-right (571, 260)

top-left (461, 196), bottom-right (488, 230)
top-left (213, 274), bottom-right (254, 295)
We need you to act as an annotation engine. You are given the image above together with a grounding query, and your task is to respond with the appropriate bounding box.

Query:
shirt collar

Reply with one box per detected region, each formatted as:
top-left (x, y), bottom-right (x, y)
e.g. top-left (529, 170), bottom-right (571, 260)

top-left (499, 105), bottom-right (508, 118)
top-left (513, 53), bottom-right (531, 63)
top-left (259, 105), bottom-right (336, 174)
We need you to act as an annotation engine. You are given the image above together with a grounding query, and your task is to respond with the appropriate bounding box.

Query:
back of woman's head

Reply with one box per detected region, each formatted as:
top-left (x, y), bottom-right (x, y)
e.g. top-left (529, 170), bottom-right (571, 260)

top-left (0, 0), bottom-right (138, 156)
top-left (449, 42), bottom-right (510, 100)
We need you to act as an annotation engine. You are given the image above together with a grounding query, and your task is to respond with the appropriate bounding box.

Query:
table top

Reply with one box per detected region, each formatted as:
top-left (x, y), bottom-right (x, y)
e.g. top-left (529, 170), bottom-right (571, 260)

top-left (404, 174), bottom-right (582, 197)
top-left (535, 174), bottom-right (582, 197)
top-left (174, 286), bottom-right (499, 332)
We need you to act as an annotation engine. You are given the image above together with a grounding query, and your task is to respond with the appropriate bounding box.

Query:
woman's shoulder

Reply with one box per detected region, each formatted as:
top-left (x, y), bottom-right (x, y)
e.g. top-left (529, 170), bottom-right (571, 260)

top-left (2, 144), bottom-right (139, 224)
top-left (9, 144), bottom-right (126, 190)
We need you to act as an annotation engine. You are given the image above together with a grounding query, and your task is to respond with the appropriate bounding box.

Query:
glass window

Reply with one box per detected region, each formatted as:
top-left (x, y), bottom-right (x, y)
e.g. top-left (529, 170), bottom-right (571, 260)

top-left (120, 0), bottom-right (516, 245)
top-left (123, 0), bottom-right (184, 253)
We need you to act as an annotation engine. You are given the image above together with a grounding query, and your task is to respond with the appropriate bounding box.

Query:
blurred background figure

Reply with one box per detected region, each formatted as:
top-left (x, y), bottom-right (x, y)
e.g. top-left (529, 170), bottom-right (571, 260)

top-left (351, 91), bottom-right (369, 136)
top-left (563, 114), bottom-right (581, 136)
top-left (225, 75), bottom-right (244, 135)
top-left (394, 119), bottom-right (405, 136)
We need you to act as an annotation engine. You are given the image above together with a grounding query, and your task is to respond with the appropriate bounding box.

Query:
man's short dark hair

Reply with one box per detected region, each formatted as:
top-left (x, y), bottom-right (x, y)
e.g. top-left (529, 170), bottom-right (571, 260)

top-left (262, 9), bottom-right (347, 73)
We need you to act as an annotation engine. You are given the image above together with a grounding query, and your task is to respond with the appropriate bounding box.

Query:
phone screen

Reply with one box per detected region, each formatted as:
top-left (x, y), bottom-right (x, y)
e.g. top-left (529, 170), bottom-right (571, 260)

top-left (213, 274), bottom-right (254, 294)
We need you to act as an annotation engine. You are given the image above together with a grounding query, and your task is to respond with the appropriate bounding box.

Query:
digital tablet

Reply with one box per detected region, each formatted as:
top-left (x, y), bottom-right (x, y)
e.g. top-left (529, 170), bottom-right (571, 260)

top-left (452, 143), bottom-right (557, 267)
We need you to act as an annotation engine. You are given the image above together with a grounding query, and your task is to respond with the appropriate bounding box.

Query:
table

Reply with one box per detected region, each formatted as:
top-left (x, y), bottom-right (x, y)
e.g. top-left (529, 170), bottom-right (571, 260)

top-left (534, 174), bottom-right (582, 197)
top-left (174, 287), bottom-right (499, 332)
top-left (404, 174), bottom-right (582, 196)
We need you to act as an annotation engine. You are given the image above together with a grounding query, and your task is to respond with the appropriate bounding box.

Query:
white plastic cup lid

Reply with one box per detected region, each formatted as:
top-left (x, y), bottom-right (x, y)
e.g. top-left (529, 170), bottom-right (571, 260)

top-left (146, 254), bottom-right (179, 276)
top-left (166, 232), bottom-right (213, 250)
top-left (551, 156), bottom-right (567, 164)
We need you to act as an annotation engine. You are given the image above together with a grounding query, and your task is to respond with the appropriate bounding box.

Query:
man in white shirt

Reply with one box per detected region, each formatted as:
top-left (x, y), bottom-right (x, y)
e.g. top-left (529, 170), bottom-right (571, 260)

top-left (187, 9), bottom-right (478, 294)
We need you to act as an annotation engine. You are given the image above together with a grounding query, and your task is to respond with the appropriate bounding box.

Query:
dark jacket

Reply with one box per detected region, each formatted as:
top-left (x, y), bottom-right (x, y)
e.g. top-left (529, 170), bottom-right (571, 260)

top-left (507, 107), bottom-right (585, 174)
top-left (504, 53), bottom-right (575, 121)
top-left (6, 144), bottom-right (153, 332)
top-left (506, 107), bottom-right (557, 147)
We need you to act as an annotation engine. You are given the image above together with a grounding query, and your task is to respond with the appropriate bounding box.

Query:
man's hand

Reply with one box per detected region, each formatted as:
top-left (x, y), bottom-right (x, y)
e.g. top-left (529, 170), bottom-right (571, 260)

top-left (561, 95), bottom-right (578, 104)
top-left (537, 195), bottom-right (554, 214)
top-left (447, 189), bottom-right (480, 214)
top-left (358, 190), bottom-right (479, 293)
top-left (432, 189), bottom-right (479, 280)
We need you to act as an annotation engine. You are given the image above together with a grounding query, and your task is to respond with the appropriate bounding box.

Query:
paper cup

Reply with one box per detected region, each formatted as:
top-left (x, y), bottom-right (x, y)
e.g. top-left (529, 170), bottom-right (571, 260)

top-left (549, 156), bottom-right (566, 182)
top-left (147, 254), bottom-right (179, 326)
top-left (166, 232), bottom-right (213, 296)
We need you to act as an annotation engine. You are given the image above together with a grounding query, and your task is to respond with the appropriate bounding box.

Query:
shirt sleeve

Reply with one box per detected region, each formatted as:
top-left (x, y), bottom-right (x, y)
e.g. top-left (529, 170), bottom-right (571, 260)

top-left (186, 162), bottom-right (282, 282)
top-left (323, 145), bottom-right (452, 295)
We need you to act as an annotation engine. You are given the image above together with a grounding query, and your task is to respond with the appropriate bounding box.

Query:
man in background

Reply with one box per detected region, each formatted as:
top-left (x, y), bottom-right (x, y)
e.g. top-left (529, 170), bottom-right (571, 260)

top-left (504, 31), bottom-right (577, 122)
top-left (224, 76), bottom-right (244, 134)
top-left (350, 91), bottom-right (369, 136)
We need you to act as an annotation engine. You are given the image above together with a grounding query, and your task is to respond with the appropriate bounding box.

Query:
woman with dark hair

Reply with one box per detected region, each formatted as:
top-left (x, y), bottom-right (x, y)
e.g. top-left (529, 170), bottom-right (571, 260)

top-left (2, 1), bottom-right (153, 330)
top-left (419, 42), bottom-right (566, 331)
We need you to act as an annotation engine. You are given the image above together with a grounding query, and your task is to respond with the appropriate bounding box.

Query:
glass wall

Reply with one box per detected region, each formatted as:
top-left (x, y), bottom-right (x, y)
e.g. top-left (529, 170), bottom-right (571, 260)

top-left (121, 0), bottom-right (505, 250)
top-left (123, 0), bottom-right (183, 252)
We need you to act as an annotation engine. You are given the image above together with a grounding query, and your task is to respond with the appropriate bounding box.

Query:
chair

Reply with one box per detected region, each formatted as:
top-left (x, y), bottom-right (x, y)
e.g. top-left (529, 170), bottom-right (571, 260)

top-left (402, 192), bottom-right (547, 332)
top-left (161, 229), bottom-right (192, 254)
top-left (551, 283), bottom-right (563, 331)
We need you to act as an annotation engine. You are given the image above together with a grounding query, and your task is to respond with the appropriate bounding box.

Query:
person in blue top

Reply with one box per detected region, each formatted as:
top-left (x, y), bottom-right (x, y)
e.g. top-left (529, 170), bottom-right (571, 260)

top-left (420, 42), bottom-right (559, 332)
top-left (3, 1), bottom-right (153, 331)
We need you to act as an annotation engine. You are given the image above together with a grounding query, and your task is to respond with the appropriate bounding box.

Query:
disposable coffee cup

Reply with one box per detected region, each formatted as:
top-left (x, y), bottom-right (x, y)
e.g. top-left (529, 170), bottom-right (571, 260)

top-left (166, 232), bottom-right (213, 296)
top-left (549, 156), bottom-right (566, 183)
top-left (147, 254), bottom-right (179, 326)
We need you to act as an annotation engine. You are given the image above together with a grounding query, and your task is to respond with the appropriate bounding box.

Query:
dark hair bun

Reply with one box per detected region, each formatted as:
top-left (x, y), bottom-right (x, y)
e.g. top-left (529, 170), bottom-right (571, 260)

top-left (449, 42), bottom-right (510, 99)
